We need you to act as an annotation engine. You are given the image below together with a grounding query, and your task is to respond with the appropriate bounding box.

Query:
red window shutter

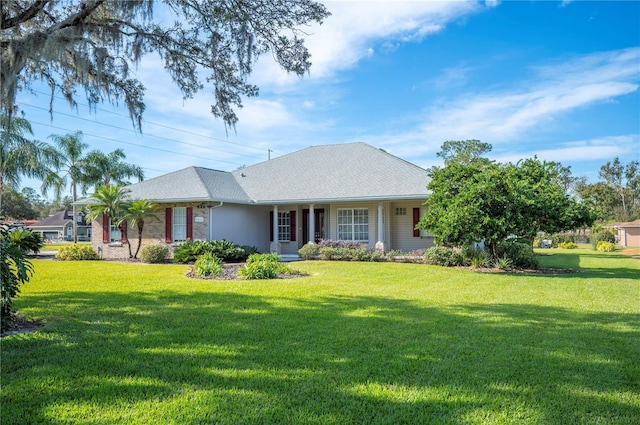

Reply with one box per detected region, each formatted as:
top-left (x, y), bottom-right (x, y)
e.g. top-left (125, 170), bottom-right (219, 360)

top-left (413, 208), bottom-right (421, 237)
top-left (165, 208), bottom-right (172, 243)
top-left (102, 214), bottom-right (109, 243)
top-left (269, 211), bottom-right (274, 242)
top-left (186, 207), bottom-right (193, 241)
top-left (121, 221), bottom-right (128, 243)
top-left (289, 211), bottom-right (296, 242)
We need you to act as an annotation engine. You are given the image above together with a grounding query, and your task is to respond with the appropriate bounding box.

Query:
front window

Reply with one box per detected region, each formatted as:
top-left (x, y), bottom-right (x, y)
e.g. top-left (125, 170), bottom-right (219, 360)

top-left (109, 219), bottom-right (121, 242)
top-left (278, 212), bottom-right (290, 242)
top-left (337, 208), bottom-right (369, 241)
top-left (173, 207), bottom-right (187, 242)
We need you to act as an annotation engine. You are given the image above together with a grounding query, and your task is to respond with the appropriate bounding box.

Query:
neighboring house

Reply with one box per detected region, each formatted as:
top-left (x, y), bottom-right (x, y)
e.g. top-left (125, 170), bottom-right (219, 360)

top-left (29, 210), bottom-right (91, 242)
top-left (87, 142), bottom-right (434, 259)
top-left (605, 219), bottom-right (640, 247)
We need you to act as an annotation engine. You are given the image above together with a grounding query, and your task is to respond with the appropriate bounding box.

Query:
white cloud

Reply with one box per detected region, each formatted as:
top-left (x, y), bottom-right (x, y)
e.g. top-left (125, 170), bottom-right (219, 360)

top-left (252, 1), bottom-right (483, 85)
top-left (380, 47), bottom-right (639, 156)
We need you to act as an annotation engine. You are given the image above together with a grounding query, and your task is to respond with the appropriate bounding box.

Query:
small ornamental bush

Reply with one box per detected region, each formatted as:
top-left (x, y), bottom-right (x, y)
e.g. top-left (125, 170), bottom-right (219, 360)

top-left (193, 252), bottom-right (224, 277)
top-left (559, 242), bottom-right (578, 249)
top-left (498, 240), bottom-right (539, 269)
top-left (238, 253), bottom-right (298, 279)
top-left (140, 244), bottom-right (169, 263)
top-left (55, 244), bottom-right (100, 260)
top-left (493, 256), bottom-right (513, 270)
top-left (596, 241), bottom-right (615, 252)
top-left (8, 229), bottom-right (44, 254)
top-left (1, 229), bottom-right (34, 331)
top-left (461, 245), bottom-right (491, 268)
top-left (423, 247), bottom-right (463, 267)
top-left (298, 243), bottom-right (319, 260)
top-left (592, 230), bottom-right (615, 250)
top-left (173, 240), bottom-right (254, 263)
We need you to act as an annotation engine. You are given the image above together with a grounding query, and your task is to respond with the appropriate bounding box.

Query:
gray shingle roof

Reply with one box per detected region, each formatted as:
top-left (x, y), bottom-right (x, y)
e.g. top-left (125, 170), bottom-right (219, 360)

top-left (119, 143), bottom-right (430, 204)
top-left (125, 167), bottom-right (252, 203)
top-left (233, 142), bottom-right (430, 203)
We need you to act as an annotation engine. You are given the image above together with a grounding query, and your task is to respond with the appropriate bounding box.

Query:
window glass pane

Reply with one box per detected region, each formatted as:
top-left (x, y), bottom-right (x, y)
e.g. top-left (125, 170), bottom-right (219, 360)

top-left (337, 208), bottom-right (368, 241)
top-left (110, 220), bottom-right (121, 242)
top-left (278, 212), bottom-right (290, 241)
top-left (173, 207), bottom-right (187, 242)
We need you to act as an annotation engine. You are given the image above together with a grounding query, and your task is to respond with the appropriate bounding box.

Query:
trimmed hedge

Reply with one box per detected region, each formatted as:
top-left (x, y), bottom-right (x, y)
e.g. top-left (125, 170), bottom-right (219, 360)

top-left (55, 244), bottom-right (100, 260)
top-left (140, 244), bottom-right (168, 263)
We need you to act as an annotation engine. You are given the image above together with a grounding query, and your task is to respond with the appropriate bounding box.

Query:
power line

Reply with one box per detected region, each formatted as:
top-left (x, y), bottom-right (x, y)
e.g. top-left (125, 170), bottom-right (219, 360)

top-left (28, 120), bottom-right (248, 167)
top-left (25, 90), bottom-right (275, 154)
top-left (18, 101), bottom-right (267, 161)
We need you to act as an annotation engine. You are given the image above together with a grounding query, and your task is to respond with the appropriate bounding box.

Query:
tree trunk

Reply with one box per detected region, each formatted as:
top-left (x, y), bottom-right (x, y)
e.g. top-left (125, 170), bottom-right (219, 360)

top-left (134, 222), bottom-right (144, 259)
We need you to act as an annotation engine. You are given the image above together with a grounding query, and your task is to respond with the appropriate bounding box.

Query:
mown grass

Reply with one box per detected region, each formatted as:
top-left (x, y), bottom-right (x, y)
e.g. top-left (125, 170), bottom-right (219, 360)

top-left (2, 249), bottom-right (639, 424)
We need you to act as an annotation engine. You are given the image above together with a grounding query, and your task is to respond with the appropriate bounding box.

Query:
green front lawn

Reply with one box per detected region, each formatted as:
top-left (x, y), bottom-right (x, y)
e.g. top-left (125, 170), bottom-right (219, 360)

top-left (2, 250), bottom-right (639, 424)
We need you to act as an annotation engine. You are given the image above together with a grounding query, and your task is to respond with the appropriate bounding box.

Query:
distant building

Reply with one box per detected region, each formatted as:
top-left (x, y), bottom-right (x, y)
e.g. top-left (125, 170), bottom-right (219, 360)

top-left (29, 210), bottom-right (91, 242)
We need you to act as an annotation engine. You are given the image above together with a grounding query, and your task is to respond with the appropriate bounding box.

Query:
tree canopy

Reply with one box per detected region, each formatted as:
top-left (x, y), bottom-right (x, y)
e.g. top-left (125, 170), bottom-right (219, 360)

top-left (1, 0), bottom-right (330, 129)
top-left (418, 141), bottom-right (596, 257)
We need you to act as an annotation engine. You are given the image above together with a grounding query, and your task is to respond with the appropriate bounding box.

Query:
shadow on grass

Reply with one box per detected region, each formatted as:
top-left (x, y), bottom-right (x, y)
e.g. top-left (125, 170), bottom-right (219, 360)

top-left (2, 291), bottom-right (639, 424)
top-left (535, 250), bottom-right (640, 280)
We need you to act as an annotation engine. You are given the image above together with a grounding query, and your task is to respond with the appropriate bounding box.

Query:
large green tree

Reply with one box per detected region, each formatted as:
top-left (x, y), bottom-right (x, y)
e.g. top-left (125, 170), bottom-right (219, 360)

top-left (0, 114), bottom-right (59, 215)
top-left (418, 156), bottom-right (596, 258)
top-left (1, 0), bottom-right (330, 129)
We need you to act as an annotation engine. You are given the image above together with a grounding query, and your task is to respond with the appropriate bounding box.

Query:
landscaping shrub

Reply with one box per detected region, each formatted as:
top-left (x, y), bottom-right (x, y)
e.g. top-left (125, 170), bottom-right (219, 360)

top-left (461, 245), bottom-right (491, 268)
top-left (140, 244), bottom-right (169, 263)
top-left (238, 253), bottom-right (298, 279)
top-left (423, 246), bottom-right (463, 267)
top-left (298, 243), bottom-right (319, 260)
top-left (193, 252), bottom-right (224, 277)
top-left (8, 229), bottom-right (44, 254)
top-left (1, 229), bottom-right (33, 331)
top-left (596, 241), bottom-right (615, 252)
top-left (314, 241), bottom-right (384, 262)
top-left (559, 242), bottom-right (578, 249)
top-left (497, 240), bottom-right (538, 269)
top-left (592, 230), bottom-right (615, 250)
top-left (173, 240), bottom-right (210, 263)
top-left (173, 240), bottom-right (254, 263)
top-left (55, 244), bottom-right (100, 260)
top-left (493, 256), bottom-right (513, 270)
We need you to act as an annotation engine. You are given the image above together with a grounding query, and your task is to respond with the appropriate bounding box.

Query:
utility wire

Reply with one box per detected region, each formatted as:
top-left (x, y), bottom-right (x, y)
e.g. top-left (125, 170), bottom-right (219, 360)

top-left (26, 90), bottom-right (276, 154)
top-left (18, 101), bottom-right (266, 161)
top-left (28, 120), bottom-right (248, 167)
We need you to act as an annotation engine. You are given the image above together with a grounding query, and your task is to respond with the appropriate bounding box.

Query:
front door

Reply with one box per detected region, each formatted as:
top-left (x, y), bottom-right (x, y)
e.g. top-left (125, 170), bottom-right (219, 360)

top-left (302, 209), bottom-right (325, 244)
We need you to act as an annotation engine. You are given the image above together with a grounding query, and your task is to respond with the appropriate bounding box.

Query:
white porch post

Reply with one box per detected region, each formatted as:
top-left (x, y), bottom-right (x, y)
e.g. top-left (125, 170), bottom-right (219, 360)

top-left (375, 202), bottom-right (386, 252)
top-left (308, 204), bottom-right (315, 244)
top-left (270, 205), bottom-right (281, 254)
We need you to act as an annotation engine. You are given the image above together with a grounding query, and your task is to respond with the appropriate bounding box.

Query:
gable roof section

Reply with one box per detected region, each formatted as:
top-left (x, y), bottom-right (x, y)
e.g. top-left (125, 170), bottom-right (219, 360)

top-left (233, 142), bottom-right (430, 203)
top-left (125, 167), bottom-right (252, 203)
top-left (30, 210), bottom-right (71, 228)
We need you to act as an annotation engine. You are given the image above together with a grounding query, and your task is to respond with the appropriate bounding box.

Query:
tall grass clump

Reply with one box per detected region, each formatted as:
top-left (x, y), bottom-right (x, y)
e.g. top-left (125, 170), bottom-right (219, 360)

top-left (193, 252), bottom-right (224, 277)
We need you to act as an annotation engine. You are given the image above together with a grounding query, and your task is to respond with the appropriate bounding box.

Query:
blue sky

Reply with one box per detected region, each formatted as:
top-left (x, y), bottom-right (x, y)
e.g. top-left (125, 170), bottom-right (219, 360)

top-left (16, 0), bottom-right (640, 197)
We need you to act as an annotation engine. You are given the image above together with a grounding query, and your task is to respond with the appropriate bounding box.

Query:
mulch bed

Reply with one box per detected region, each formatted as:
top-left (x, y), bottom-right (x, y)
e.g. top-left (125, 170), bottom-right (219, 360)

top-left (1, 316), bottom-right (45, 338)
top-left (186, 263), bottom-right (308, 280)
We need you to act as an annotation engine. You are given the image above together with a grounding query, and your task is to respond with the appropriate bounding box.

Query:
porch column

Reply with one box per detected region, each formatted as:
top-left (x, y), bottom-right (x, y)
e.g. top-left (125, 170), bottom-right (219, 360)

top-left (308, 204), bottom-right (315, 244)
top-left (375, 202), bottom-right (386, 252)
top-left (270, 205), bottom-right (281, 254)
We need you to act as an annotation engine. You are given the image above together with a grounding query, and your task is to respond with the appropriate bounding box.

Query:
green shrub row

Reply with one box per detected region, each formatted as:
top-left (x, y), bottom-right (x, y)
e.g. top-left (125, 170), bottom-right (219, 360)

top-left (318, 246), bottom-right (384, 262)
top-left (173, 240), bottom-right (257, 263)
top-left (423, 240), bottom-right (538, 270)
top-left (55, 244), bottom-right (100, 260)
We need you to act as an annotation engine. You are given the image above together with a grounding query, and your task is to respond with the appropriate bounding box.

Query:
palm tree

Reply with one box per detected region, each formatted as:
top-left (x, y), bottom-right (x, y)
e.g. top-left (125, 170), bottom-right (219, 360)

top-left (85, 185), bottom-right (132, 257)
top-left (125, 199), bottom-right (160, 259)
top-left (46, 131), bottom-right (90, 242)
top-left (0, 114), bottom-right (60, 215)
top-left (84, 149), bottom-right (144, 189)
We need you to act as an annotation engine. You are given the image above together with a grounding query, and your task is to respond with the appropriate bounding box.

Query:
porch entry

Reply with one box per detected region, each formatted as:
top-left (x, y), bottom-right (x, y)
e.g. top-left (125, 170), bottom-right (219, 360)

top-left (302, 208), bottom-right (325, 244)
